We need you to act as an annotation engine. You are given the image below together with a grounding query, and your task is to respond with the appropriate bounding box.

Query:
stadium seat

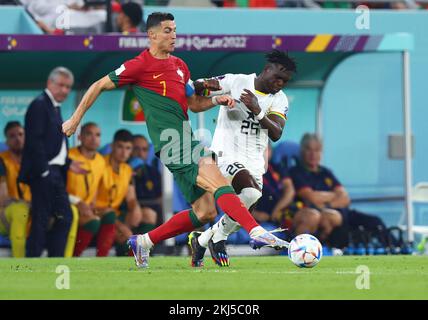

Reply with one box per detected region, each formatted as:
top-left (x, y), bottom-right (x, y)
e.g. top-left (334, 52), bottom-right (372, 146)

top-left (271, 140), bottom-right (300, 173)
top-left (0, 142), bottom-right (7, 152)
top-left (128, 157), bottom-right (144, 169)
top-left (0, 234), bottom-right (11, 248)
top-left (145, 143), bottom-right (156, 166)
top-left (235, 228), bottom-right (251, 244)
top-left (99, 143), bottom-right (112, 155)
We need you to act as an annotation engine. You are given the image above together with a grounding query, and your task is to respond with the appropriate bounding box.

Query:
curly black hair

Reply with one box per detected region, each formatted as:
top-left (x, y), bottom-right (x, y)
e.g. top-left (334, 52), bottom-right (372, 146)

top-left (266, 50), bottom-right (297, 73)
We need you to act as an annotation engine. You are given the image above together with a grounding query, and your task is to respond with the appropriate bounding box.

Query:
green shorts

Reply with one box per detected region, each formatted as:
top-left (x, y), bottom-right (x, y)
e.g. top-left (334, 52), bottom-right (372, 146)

top-left (137, 87), bottom-right (208, 204)
top-left (160, 134), bottom-right (216, 204)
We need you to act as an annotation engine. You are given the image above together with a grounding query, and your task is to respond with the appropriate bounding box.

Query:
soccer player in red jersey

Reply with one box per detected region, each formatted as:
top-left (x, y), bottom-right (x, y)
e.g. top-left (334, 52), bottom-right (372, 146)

top-left (63, 12), bottom-right (288, 268)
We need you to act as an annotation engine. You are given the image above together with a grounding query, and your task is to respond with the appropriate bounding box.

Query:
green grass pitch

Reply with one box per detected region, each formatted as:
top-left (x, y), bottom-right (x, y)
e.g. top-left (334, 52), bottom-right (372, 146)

top-left (1, 255), bottom-right (427, 299)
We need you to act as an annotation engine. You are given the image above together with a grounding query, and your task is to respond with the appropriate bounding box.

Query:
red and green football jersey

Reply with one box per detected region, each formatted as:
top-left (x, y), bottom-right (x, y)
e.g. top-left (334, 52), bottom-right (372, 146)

top-left (108, 49), bottom-right (193, 117)
top-left (108, 50), bottom-right (207, 203)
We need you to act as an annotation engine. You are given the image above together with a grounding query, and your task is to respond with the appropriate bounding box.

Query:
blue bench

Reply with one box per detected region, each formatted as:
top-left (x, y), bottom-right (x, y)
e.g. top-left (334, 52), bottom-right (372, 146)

top-left (0, 234), bottom-right (11, 248)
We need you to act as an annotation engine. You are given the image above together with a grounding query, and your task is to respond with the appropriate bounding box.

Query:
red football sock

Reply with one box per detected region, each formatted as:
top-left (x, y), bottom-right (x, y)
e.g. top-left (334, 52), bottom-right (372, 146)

top-left (215, 186), bottom-right (259, 233)
top-left (96, 224), bottom-right (116, 257)
top-left (148, 209), bottom-right (202, 245)
top-left (73, 228), bottom-right (94, 257)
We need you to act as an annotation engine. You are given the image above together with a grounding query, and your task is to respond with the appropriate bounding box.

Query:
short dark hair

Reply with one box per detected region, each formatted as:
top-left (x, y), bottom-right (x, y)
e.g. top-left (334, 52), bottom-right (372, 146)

top-left (121, 2), bottom-right (143, 27)
top-left (113, 129), bottom-right (133, 143)
top-left (132, 134), bottom-right (147, 142)
top-left (146, 12), bottom-right (174, 31)
top-left (81, 122), bottom-right (99, 134)
top-left (266, 50), bottom-right (297, 73)
top-left (4, 121), bottom-right (22, 137)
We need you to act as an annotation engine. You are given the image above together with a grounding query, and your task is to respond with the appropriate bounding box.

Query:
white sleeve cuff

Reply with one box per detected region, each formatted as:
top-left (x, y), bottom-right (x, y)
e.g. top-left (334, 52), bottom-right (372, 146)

top-left (211, 96), bottom-right (218, 105)
top-left (256, 110), bottom-right (265, 121)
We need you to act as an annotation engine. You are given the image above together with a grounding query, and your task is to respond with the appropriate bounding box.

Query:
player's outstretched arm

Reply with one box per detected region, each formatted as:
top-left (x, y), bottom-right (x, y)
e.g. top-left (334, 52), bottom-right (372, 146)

top-left (187, 94), bottom-right (235, 113)
top-left (62, 75), bottom-right (116, 137)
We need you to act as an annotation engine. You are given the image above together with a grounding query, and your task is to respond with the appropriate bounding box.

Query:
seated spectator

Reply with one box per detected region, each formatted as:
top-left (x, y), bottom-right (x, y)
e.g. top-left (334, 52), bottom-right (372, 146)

top-left (289, 134), bottom-right (344, 242)
top-left (114, 134), bottom-right (158, 256)
top-left (130, 134), bottom-right (162, 219)
top-left (67, 122), bottom-right (106, 257)
top-left (22, 0), bottom-right (107, 34)
top-left (95, 130), bottom-right (155, 257)
top-left (0, 121), bottom-right (31, 258)
top-left (290, 133), bottom-right (389, 247)
top-left (253, 144), bottom-right (321, 237)
top-left (113, 1), bottom-right (144, 34)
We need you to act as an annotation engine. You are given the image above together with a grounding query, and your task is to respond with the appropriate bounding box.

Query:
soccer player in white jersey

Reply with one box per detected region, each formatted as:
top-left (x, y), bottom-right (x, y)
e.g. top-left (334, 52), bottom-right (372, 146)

top-left (188, 50), bottom-right (297, 267)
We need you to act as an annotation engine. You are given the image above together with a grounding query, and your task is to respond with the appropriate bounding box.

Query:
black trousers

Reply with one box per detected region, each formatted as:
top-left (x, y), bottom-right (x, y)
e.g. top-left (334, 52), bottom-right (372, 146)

top-left (338, 208), bottom-right (386, 231)
top-left (328, 208), bottom-right (389, 248)
top-left (26, 166), bottom-right (72, 257)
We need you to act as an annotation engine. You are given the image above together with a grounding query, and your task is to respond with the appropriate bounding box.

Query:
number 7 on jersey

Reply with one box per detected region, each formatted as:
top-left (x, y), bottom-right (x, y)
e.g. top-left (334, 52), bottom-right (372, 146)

top-left (160, 81), bottom-right (166, 96)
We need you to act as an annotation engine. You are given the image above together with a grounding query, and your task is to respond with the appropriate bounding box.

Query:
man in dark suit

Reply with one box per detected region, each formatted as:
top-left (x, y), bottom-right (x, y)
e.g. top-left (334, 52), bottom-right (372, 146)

top-left (19, 66), bottom-right (83, 257)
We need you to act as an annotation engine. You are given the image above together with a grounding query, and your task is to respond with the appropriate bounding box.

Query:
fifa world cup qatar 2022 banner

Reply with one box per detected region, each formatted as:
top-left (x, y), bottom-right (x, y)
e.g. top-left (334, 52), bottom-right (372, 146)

top-left (0, 34), bottom-right (392, 52)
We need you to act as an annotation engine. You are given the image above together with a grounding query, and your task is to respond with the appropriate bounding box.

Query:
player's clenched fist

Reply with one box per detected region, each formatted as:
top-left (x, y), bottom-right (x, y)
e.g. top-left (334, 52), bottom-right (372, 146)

top-left (62, 118), bottom-right (79, 137)
top-left (213, 95), bottom-right (236, 108)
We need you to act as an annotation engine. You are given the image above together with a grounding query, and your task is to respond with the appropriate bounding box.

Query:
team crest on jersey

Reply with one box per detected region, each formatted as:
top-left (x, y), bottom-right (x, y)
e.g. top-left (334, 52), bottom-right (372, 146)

top-left (325, 177), bottom-right (333, 187)
top-left (177, 68), bottom-right (184, 79)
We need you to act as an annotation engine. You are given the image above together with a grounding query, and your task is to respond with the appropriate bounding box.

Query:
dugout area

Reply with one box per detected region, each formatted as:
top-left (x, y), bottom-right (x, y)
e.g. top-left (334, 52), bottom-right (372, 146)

top-left (0, 32), bottom-right (416, 243)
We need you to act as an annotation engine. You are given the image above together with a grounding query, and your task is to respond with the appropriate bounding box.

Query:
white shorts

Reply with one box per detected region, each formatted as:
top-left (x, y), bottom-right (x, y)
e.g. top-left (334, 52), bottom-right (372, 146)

top-left (216, 157), bottom-right (263, 189)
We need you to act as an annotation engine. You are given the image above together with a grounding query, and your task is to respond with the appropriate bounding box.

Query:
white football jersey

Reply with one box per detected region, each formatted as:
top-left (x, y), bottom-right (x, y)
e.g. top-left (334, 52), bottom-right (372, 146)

top-left (209, 73), bottom-right (289, 177)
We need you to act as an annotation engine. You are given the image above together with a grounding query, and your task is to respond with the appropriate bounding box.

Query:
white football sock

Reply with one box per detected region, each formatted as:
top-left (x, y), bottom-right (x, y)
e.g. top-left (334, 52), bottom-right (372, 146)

top-left (212, 214), bottom-right (241, 243)
top-left (142, 233), bottom-right (154, 249)
top-left (197, 224), bottom-right (218, 248)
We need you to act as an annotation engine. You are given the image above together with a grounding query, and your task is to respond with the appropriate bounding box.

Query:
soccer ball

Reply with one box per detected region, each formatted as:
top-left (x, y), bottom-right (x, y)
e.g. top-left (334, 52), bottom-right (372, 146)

top-left (288, 234), bottom-right (323, 268)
